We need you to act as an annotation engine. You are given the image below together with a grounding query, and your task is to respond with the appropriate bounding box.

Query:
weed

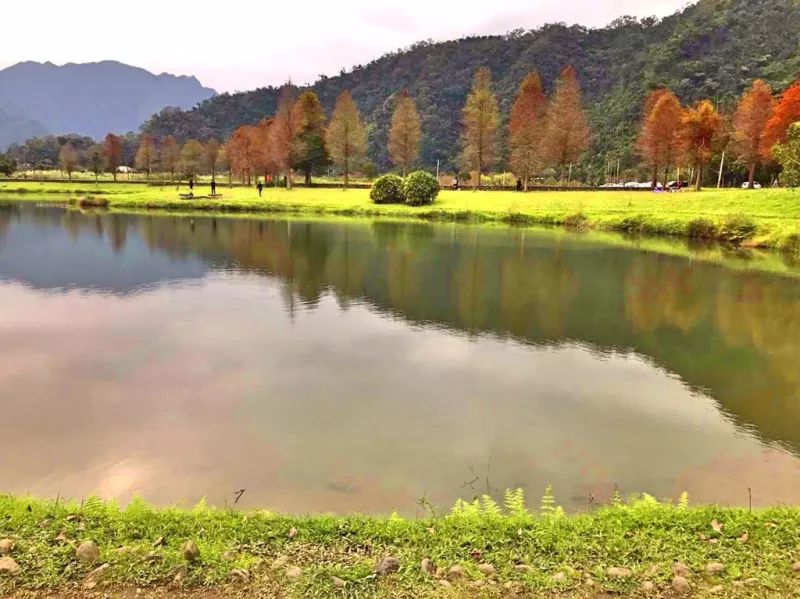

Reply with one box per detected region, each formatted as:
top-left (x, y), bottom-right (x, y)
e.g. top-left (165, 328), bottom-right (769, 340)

top-left (720, 214), bottom-right (758, 243)
top-left (686, 217), bottom-right (718, 238)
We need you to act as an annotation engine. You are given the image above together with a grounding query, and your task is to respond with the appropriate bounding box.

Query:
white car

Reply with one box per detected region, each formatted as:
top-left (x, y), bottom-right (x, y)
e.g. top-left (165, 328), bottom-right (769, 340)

top-left (741, 182), bottom-right (762, 189)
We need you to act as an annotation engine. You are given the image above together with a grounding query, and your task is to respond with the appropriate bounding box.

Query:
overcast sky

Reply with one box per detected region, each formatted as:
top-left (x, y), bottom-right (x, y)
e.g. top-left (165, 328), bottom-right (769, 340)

top-left (1, 0), bottom-right (691, 93)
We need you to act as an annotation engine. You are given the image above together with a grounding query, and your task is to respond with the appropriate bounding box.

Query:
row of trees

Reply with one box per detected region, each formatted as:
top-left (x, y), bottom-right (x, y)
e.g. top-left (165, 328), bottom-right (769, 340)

top-left (637, 79), bottom-right (800, 190)
top-left (4, 66), bottom-right (800, 190)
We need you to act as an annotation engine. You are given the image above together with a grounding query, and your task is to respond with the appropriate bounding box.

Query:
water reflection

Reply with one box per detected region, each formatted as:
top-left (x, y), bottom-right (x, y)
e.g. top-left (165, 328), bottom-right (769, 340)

top-left (0, 202), bottom-right (799, 512)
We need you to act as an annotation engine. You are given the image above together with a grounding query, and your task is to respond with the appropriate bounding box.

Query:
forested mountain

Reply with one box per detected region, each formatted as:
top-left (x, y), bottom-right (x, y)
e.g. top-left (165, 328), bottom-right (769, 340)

top-left (0, 61), bottom-right (216, 147)
top-left (142, 0), bottom-right (800, 176)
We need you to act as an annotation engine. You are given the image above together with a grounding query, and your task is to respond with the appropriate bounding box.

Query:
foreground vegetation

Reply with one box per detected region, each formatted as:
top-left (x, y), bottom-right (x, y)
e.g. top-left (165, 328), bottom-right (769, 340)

top-left (2, 181), bottom-right (800, 251)
top-left (1, 492), bottom-right (799, 598)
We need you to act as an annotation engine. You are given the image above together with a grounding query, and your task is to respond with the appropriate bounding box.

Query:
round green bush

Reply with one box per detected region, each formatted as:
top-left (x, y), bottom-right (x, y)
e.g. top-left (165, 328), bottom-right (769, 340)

top-left (403, 171), bottom-right (440, 206)
top-left (370, 174), bottom-right (405, 204)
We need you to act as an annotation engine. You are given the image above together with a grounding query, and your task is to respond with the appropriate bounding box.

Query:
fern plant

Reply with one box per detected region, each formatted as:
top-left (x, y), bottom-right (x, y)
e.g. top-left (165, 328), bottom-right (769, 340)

top-left (504, 488), bottom-right (528, 517)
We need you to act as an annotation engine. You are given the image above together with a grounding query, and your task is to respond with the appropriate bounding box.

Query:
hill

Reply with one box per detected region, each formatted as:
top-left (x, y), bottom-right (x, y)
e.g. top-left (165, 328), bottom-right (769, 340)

top-left (0, 61), bottom-right (216, 147)
top-left (142, 0), bottom-right (800, 176)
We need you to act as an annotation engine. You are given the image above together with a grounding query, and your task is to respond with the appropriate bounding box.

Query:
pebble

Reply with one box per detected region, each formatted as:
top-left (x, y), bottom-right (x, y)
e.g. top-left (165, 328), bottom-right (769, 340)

top-left (181, 541), bottom-right (200, 563)
top-left (641, 581), bottom-right (655, 591)
top-left (332, 576), bottom-right (346, 588)
top-left (606, 567), bottom-right (632, 577)
top-left (420, 558), bottom-right (434, 575)
top-left (706, 562), bottom-right (725, 574)
top-left (142, 551), bottom-right (162, 563)
top-left (709, 585), bottom-right (724, 594)
top-left (672, 562), bottom-right (692, 577)
top-left (286, 565), bottom-right (302, 579)
top-left (228, 568), bottom-right (250, 584)
top-left (469, 580), bottom-right (485, 588)
top-left (76, 540), bottom-right (100, 564)
top-left (744, 578), bottom-right (759, 586)
top-left (375, 556), bottom-right (400, 575)
top-left (447, 564), bottom-right (464, 578)
top-left (0, 540), bottom-right (14, 555)
top-left (552, 571), bottom-right (566, 581)
top-left (515, 564), bottom-right (534, 573)
top-left (221, 550), bottom-right (237, 561)
top-left (672, 575), bottom-right (691, 594)
top-left (0, 557), bottom-right (19, 576)
top-left (271, 555), bottom-right (289, 569)
top-left (477, 563), bottom-right (495, 575)
top-left (168, 565), bottom-right (188, 580)
top-left (439, 579), bottom-right (452, 587)
top-left (792, 562), bottom-right (800, 572)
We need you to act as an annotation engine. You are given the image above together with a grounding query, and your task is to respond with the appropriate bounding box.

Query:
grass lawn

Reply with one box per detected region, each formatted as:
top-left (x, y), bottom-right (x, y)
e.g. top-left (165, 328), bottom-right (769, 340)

top-left (2, 181), bottom-right (800, 251)
top-left (1, 493), bottom-right (800, 598)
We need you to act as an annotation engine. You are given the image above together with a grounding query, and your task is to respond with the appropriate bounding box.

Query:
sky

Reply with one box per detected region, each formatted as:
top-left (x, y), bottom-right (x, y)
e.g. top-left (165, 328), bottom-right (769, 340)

top-left (1, 0), bottom-right (691, 93)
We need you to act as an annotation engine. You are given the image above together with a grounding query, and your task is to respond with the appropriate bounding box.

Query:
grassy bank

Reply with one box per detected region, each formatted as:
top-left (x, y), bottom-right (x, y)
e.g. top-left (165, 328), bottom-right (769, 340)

top-left (1, 493), bottom-right (800, 598)
top-left (2, 181), bottom-right (800, 251)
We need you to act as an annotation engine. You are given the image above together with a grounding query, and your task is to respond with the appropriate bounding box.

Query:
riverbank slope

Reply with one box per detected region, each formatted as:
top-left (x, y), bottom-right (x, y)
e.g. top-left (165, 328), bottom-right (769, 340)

top-left (2, 182), bottom-right (799, 251)
top-left (1, 494), bottom-right (799, 598)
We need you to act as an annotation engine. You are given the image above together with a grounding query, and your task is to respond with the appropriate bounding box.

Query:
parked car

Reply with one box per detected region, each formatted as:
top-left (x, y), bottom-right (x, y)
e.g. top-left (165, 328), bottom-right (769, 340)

top-left (666, 180), bottom-right (690, 190)
top-left (624, 181), bottom-right (640, 188)
top-left (741, 182), bottom-right (762, 189)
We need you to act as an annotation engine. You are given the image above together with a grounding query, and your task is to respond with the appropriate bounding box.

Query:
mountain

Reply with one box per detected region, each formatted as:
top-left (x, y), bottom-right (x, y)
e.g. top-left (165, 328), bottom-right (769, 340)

top-left (0, 104), bottom-right (48, 149)
top-left (142, 0), bottom-right (800, 176)
top-left (0, 61), bottom-right (216, 147)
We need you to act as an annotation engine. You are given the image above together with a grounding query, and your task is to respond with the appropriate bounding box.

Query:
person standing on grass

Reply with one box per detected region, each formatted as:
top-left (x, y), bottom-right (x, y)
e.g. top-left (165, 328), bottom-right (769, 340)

top-left (189, 178), bottom-right (194, 192)
top-left (516, 178), bottom-right (523, 192)
top-left (211, 180), bottom-right (216, 196)
top-left (257, 181), bottom-right (263, 197)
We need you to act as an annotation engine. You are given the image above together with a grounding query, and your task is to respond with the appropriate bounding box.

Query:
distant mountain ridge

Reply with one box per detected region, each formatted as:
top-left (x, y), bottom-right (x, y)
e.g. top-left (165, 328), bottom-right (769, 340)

top-left (0, 60), bottom-right (216, 148)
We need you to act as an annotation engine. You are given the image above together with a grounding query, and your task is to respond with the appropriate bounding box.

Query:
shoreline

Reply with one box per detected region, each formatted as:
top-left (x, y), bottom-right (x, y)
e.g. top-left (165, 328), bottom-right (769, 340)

top-left (1, 493), bottom-right (799, 598)
top-left (1, 183), bottom-right (799, 253)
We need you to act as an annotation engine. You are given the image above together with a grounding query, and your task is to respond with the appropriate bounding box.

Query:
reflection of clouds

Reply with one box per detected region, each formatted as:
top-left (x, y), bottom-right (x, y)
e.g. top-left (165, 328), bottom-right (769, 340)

top-left (2, 269), bottom-right (800, 514)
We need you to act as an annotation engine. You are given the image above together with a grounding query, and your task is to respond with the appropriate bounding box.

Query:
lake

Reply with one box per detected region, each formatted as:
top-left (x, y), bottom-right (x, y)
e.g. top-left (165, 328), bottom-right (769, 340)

top-left (1, 201), bottom-right (799, 514)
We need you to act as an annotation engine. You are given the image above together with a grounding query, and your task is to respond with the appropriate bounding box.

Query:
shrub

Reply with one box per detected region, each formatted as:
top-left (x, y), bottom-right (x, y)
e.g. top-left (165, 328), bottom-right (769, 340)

top-left (369, 174), bottom-right (404, 204)
top-left (781, 233), bottom-right (800, 255)
top-left (403, 171), bottom-right (440, 206)
top-left (720, 215), bottom-right (758, 243)
top-left (78, 195), bottom-right (109, 208)
top-left (563, 212), bottom-right (589, 230)
top-left (686, 217), bottom-right (717, 238)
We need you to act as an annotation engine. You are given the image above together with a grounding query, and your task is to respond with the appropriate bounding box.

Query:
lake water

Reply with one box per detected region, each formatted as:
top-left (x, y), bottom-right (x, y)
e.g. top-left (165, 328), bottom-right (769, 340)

top-left (1, 201), bottom-right (799, 514)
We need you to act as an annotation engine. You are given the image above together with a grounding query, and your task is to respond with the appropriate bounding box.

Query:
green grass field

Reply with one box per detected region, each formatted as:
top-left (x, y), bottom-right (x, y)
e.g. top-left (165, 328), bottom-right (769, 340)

top-left (2, 181), bottom-right (800, 251)
top-left (1, 492), bottom-right (799, 598)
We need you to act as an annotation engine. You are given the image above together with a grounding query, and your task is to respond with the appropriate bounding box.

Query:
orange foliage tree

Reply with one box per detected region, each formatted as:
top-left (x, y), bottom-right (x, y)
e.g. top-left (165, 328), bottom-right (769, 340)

top-left (134, 134), bottom-right (157, 181)
top-left (636, 89), bottom-right (683, 186)
top-left (509, 71), bottom-right (547, 190)
top-left (160, 135), bottom-right (181, 182)
top-left (680, 99), bottom-right (723, 190)
top-left (732, 79), bottom-right (774, 188)
top-left (325, 91), bottom-right (367, 187)
top-left (543, 66), bottom-right (590, 183)
top-left (270, 84), bottom-right (305, 189)
top-left (763, 80), bottom-right (800, 152)
top-left (226, 125), bottom-right (262, 185)
top-left (103, 133), bottom-right (122, 181)
top-left (388, 90), bottom-right (421, 176)
top-left (461, 67), bottom-right (499, 188)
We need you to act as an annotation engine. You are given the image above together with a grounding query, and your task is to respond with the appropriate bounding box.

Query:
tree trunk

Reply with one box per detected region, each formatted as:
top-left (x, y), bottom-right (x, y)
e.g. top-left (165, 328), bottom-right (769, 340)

top-left (286, 168), bottom-right (292, 190)
top-left (523, 174), bottom-right (529, 192)
top-left (477, 167), bottom-right (482, 189)
top-left (344, 157), bottom-right (349, 188)
top-left (652, 164), bottom-right (659, 188)
top-left (113, 171), bottom-right (117, 182)
top-left (305, 169), bottom-right (311, 185)
top-left (748, 163), bottom-right (755, 189)
top-left (694, 163), bottom-right (702, 191)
